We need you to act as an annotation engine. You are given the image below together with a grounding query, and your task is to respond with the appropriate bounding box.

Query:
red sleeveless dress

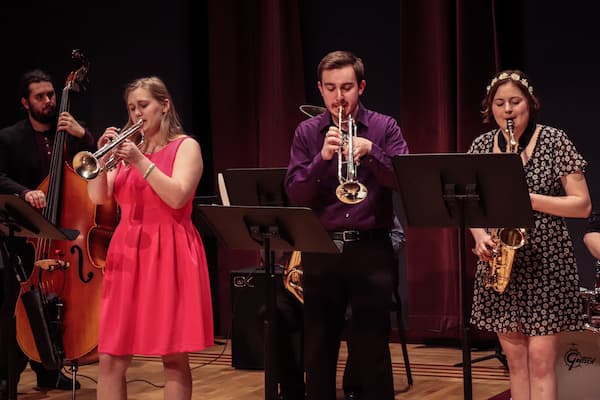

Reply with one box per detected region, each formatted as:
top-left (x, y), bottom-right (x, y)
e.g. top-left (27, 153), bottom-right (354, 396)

top-left (98, 136), bottom-right (214, 355)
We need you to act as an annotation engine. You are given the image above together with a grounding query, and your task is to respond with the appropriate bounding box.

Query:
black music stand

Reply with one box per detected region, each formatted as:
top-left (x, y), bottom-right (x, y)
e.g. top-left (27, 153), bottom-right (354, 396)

top-left (391, 153), bottom-right (534, 400)
top-left (0, 195), bottom-right (78, 400)
top-left (195, 204), bottom-right (338, 400)
top-left (221, 168), bottom-right (288, 206)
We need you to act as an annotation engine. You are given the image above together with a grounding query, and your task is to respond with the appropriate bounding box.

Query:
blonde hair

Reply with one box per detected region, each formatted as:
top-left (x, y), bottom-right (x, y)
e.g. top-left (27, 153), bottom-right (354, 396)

top-left (123, 76), bottom-right (185, 140)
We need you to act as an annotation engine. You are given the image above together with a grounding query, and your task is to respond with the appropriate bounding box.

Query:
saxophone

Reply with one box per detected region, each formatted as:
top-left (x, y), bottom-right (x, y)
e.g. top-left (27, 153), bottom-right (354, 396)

top-left (283, 250), bottom-right (303, 303)
top-left (486, 227), bottom-right (527, 293)
top-left (485, 119), bottom-right (527, 293)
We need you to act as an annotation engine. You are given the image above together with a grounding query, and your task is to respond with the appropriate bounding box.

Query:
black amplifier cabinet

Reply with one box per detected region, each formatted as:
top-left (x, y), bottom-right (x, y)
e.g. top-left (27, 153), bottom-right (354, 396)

top-left (230, 268), bottom-right (282, 369)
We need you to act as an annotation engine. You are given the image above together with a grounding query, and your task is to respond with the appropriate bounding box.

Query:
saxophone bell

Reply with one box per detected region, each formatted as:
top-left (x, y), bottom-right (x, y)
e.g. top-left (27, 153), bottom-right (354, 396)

top-left (485, 227), bottom-right (527, 293)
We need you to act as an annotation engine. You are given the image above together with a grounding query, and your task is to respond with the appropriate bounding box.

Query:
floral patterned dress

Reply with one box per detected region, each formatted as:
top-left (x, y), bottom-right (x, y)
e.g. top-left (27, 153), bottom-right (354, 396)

top-left (468, 125), bottom-right (586, 335)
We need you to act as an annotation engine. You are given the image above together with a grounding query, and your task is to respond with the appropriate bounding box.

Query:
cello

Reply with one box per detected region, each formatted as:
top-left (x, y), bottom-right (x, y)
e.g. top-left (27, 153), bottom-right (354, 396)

top-left (14, 50), bottom-right (117, 368)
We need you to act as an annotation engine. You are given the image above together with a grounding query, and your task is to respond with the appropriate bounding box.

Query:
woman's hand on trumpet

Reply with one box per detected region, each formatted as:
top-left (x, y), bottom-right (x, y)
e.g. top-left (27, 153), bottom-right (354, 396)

top-left (112, 137), bottom-right (144, 166)
top-left (97, 127), bottom-right (120, 148)
top-left (97, 126), bottom-right (144, 167)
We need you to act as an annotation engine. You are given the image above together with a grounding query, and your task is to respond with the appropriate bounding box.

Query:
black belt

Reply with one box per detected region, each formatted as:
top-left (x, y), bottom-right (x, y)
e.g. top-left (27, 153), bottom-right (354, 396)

top-left (329, 229), bottom-right (388, 242)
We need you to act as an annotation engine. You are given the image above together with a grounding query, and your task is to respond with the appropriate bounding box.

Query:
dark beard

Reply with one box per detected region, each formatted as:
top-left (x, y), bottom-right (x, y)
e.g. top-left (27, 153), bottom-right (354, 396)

top-left (30, 106), bottom-right (57, 125)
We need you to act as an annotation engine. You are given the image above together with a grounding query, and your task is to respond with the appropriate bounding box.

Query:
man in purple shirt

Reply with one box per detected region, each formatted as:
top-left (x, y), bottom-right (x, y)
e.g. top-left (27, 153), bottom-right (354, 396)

top-left (285, 50), bottom-right (409, 400)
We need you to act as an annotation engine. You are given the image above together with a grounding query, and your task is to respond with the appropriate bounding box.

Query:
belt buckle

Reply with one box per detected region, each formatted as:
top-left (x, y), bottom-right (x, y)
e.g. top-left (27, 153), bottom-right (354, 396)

top-left (342, 230), bottom-right (359, 242)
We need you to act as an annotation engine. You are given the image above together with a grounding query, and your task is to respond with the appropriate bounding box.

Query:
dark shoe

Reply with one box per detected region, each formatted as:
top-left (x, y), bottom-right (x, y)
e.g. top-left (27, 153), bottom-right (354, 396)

top-left (344, 391), bottom-right (361, 400)
top-left (36, 371), bottom-right (80, 390)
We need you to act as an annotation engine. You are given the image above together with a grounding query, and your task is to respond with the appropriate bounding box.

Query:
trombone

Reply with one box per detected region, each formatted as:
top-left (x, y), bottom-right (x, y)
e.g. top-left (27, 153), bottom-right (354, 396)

top-left (335, 106), bottom-right (367, 204)
top-left (72, 119), bottom-right (144, 180)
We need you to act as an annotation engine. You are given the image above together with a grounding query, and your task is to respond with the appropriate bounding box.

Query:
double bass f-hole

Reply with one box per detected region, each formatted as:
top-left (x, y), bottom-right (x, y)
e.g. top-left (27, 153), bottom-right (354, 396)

top-left (70, 245), bottom-right (93, 283)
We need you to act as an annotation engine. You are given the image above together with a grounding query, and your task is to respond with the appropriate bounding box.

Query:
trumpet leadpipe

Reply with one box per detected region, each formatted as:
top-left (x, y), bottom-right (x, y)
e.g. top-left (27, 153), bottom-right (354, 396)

top-left (72, 119), bottom-right (144, 180)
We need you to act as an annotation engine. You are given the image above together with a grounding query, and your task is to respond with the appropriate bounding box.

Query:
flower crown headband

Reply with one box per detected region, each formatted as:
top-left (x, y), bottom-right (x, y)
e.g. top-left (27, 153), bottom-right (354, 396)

top-left (486, 72), bottom-right (534, 95)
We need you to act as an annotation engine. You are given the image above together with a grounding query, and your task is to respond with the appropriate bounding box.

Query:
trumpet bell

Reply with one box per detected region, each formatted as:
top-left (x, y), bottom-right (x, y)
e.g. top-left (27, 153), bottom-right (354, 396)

top-left (72, 151), bottom-right (101, 180)
top-left (336, 181), bottom-right (368, 204)
top-left (72, 119), bottom-right (144, 180)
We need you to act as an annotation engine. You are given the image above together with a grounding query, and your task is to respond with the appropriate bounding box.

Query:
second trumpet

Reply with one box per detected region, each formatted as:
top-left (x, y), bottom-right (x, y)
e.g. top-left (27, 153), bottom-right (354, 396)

top-left (336, 106), bottom-right (367, 204)
top-left (73, 119), bottom-right (144, 180)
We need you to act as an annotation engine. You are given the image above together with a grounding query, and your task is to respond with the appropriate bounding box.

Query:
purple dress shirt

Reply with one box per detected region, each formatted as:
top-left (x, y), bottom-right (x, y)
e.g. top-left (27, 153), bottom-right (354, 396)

top-left (285, 103), bottom-right (409, 231)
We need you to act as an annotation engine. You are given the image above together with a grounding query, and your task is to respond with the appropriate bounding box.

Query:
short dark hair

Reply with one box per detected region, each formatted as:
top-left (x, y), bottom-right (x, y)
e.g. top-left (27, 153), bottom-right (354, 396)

top-left (18, 69), bottom-right (54, 100)
top-left (317, 50), bottom-right (365, 83)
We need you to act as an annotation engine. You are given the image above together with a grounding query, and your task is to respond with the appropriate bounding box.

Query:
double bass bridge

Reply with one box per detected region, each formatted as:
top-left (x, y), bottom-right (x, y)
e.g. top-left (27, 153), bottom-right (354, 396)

top-left (34, 258), bottom-right (69, 271)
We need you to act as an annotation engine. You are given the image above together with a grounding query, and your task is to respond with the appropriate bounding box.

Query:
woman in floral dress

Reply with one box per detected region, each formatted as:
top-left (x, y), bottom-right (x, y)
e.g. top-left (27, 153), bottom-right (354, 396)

top-left (469, 70), bottom-right (592, 400)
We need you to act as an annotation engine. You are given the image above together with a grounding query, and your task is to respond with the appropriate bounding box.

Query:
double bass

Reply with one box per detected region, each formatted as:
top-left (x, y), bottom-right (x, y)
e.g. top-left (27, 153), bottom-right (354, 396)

top-left (14, 50), bottom-right (117, 367)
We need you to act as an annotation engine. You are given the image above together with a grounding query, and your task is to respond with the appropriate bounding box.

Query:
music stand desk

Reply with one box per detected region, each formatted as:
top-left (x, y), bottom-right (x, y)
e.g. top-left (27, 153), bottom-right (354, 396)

top-left (392, 153), bottom-right (533, 400)
top-left (195, 204), bottom-right (337, 400)
top-left (0, 194), bottom-right (78, 240)
top-left (221, 167), bottom-right (288, 207)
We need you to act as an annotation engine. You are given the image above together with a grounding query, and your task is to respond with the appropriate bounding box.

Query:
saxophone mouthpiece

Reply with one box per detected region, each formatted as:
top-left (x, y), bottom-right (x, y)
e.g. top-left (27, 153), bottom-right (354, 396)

top-left (506, 118), bottom-right (517, 152)
top-left (506, 118), bottom-right (514, 132)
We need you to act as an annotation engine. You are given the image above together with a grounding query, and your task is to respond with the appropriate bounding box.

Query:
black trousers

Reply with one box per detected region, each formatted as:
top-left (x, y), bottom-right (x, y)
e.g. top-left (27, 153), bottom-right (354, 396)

top-left (303, 237), bottom-right (395, 400)
top-left (342, 240), bottom-right (406, 394)
top-left (276, 289), bottom-right (305, 400)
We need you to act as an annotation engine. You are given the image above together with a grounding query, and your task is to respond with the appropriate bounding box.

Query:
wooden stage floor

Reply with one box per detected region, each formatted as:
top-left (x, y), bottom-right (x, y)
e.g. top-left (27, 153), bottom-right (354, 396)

top-left (13, 338), bottom-right (510, 399)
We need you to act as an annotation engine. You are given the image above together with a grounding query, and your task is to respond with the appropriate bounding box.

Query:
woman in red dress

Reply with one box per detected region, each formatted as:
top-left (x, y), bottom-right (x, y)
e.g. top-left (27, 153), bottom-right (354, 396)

top-left (87, 76), bottom-right (213, 400)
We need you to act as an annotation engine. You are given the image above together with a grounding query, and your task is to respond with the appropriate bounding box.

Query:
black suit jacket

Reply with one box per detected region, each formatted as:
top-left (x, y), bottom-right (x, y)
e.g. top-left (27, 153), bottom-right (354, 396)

top-left (0, 118), bottom-right (95, 195)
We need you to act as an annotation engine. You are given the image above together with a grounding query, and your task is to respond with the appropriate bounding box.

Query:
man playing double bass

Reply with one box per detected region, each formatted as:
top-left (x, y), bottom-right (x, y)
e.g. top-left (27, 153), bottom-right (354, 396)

top-left (0, 69), bottom-right (93, 391)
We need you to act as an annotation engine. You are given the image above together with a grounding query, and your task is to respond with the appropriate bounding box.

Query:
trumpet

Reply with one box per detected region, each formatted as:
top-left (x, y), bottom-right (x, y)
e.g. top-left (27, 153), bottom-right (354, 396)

top-left (73, 119), bottom-right (144, 180)
top-left (335, 106), bottom-right (367, 204)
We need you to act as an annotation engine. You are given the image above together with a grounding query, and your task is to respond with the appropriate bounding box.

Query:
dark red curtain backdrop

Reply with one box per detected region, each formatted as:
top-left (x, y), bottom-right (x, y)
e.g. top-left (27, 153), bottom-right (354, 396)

top-left (208, 0), bottom-right (502, 341)
top-left (208, 0), bottom-right (306, 335)
top-left (399, 1), bottom-right (498, 341)
top-left (208, 0), bottom-right (305, 171)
